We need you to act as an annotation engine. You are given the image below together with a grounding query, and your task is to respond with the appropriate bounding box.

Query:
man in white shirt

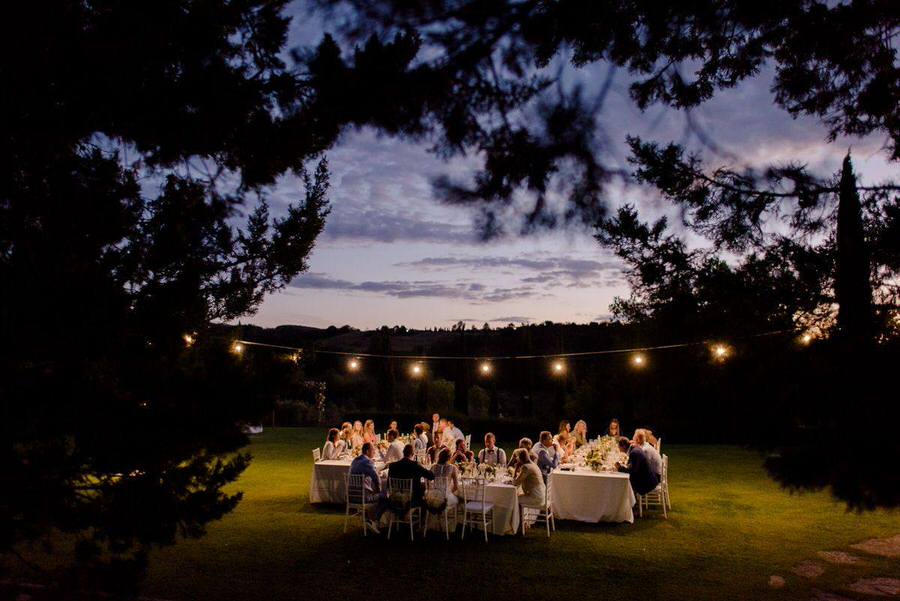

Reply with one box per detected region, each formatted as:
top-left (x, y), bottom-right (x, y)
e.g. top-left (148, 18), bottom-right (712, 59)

top-left (381, 429), bottom-right (405, 463)
top-left (635, 429), bottom-right (662, 478)
top-left (477, 432), bottom-right (507, 465)
top-left (446, 419), bottom-right (464, 444)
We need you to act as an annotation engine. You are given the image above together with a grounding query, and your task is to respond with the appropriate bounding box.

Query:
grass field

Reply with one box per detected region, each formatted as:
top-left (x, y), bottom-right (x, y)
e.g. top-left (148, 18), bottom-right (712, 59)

top-left (135, 428), bottom-right (897, 601)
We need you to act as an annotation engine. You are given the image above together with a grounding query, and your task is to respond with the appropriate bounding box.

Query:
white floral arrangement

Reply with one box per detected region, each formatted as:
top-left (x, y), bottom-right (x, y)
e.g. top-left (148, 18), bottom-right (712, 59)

top-left (477, 463), bottom-right (497, 481)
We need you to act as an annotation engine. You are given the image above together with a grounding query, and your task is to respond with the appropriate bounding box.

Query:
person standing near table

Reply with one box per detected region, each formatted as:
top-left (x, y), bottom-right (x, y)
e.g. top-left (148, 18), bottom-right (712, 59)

top-left (430, 413), bottom-right (441, 445)
top-left (477, 433), bottom-right (507, 466)
top-left (615, 436), bottom-right (659, 496)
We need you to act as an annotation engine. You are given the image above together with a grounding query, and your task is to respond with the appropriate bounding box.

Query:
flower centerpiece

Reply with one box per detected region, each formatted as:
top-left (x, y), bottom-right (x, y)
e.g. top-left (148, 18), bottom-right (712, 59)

top-left (478, 462), bottom-right (497, 481)
top-left (584, 448), bottom-right (606, 472)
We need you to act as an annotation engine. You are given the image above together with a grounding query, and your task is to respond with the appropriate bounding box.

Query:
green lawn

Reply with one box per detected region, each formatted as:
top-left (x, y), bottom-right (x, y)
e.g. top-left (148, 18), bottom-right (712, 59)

top-left (138, 428), bottom-right (897, 601)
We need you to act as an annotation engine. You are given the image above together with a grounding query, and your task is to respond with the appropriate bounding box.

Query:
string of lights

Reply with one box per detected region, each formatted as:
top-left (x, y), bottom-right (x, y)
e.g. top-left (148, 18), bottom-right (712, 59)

top-left (223, 328), bottom-right (808, 376)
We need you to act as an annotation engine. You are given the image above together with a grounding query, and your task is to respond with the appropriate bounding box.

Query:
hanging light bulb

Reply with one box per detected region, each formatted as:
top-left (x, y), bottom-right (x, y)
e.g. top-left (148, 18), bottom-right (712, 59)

top-left (479, 361), bottom-right (492, 376)
top-left (232, 342), bottom-right (244, 355)
top-left (631, 353), bottom-right (646, 367)
top-left (551, 360), bottom-right (565, 375)
top-left (348, 357), bottom-right (360, 371)
top-left (799, 332), bottom-right (814, 345)
top-left (183, 333), bottom-right (195, 347)
top-left (711, 344), bottom-right (729, 361)
top-left (410, 362), bottom-right (423, 377)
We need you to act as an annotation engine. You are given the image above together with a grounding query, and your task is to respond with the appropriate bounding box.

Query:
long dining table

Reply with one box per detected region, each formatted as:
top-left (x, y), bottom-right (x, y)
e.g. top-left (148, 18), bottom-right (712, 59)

top-left (309, 458), bottom-right (520, 535)
top-left (549, 467), bottom-right (636, 523)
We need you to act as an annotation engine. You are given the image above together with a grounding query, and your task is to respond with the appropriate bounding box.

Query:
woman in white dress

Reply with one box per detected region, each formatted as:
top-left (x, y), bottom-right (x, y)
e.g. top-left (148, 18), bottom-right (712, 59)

top-left (513, 449), bottom-right (546, 508)
top-left (321, 428), bottom-right (341, 460)
top-left (430, 448), bottom-right (460, 510)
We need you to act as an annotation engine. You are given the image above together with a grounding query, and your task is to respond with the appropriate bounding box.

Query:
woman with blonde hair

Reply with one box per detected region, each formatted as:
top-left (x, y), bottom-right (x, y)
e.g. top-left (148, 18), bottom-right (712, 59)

top-left (362, 419), bottom-right (378, 444)
top-left (573, 420), bottom-right (588, 448)
top-left (554, 421), bottom-right (575, 459)
top-left (350, 420), bottom-right (365, 448)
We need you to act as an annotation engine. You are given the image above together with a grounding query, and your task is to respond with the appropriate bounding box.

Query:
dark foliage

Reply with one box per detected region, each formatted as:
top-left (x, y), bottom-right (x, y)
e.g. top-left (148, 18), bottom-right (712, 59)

top-left (317, 0), bottom-right (899, 234)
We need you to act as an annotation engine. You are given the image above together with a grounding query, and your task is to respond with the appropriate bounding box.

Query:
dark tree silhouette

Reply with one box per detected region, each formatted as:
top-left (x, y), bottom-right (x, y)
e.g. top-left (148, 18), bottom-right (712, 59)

top-left (315, 0), bottom-right (899, 232)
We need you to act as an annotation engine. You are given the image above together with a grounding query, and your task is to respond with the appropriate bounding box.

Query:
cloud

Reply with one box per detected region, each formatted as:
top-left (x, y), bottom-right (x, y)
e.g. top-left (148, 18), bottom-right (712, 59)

top-left (289, 272), bottom-right (536, 302)
top-left (397, 254), bottom-right (624, 287)
top-left (322, 209), bottom-right (477, 244)
top-left (490, 316), bottom-right (533, 324)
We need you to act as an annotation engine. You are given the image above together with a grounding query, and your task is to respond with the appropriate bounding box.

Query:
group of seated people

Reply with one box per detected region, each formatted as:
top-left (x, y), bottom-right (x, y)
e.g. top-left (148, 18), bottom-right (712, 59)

top-left (327, 413), bottom-right (662, 533)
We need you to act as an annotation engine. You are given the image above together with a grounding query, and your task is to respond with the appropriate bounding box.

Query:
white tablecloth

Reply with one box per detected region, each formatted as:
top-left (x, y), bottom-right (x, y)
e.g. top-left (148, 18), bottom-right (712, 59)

top-left (310, 460), bottom-right (520, 535)
top-left (549, 468), bottom-right (635, 523)
top-left (309, 459), bottom-right (355, 504)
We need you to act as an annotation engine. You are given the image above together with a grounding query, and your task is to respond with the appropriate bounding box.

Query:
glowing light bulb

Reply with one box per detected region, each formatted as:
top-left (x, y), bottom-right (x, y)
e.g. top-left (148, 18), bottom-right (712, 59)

top-left (552, 360), bottom-right (565, 374)
top-left (800, 333), bottom-right (813, 345)
top-left (183, 333), bottom-right (194, 346)
top-left (479, 361), bottom-right (492, 375)
top-left (632, 353), bottom-right (646, 367)
top-left (411, 363), bottom-right (423, 377)
top-left (712, 344), bottom-right (729, 360)
top-left (232, 342), bottom-right (244, 355)
top-left (348, 358), bottom-right (360, 371)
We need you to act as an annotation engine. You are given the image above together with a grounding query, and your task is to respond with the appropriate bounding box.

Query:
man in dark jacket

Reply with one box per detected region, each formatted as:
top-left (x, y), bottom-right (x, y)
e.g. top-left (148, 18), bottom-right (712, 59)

top-left (616, 437), bottom-right (659, 496)
top-left (387, 444), bottom-right (435, 506)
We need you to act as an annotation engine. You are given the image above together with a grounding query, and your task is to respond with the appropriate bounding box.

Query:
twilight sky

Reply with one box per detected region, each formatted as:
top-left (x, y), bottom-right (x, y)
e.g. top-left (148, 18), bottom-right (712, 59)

top-left (248, 10), bottom-right (897, 330)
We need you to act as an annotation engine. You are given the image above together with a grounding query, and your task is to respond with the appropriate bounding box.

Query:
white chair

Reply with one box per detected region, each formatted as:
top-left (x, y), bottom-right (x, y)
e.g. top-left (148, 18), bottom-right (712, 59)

top-left (519, 482), bottom-right (555, 538)
top-left (423, 477), bottom-right (458, 540)
top-left (656, 437), bottom-right (662, 453)
top-left (662, 454), bottom-right (671, 509)
top-left (386, 478), bottom-right (420, 541)
top-left (343, 473), bottom-right (371, 536)
top-left (640, 455), bottom-right (668, 518)
top-left (464, 434), bottom-right (472, 448)
top-left (460, 477), bottom-right (494, 542)
top-left (312, 448), bottom-right (321, 462)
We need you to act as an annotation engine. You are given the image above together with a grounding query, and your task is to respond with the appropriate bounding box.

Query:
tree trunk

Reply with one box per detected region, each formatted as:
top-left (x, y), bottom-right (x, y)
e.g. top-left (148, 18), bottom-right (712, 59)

top-left (835, 154), bottom-right (874, 345)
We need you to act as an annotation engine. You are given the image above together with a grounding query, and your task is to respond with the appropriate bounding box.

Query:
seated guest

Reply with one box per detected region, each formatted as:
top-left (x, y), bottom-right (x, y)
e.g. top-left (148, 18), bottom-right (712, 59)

top-left (431, 448), bottom-right (460, 510)
top-left (635, 429), bottom-right (662, 478)
top-left (533, 431), bottom-right (562, 477)
top-left (445, 418), bottom-right (464, 444)
top-left (513, 449), bottom-right (546, 508)
top-left (508, 437), bottom-right (536, 469)
top-left (351, 421), bottom-right (365, 448)
top-left (426, 436), bottom-right (447, 464)
top-left (450, 438), bottom-right (474, 464)
top-left (389, 420), bottom-right (399, 432)
top-left (322, 428), bottom-right (341, 460)
top-left (607, 418), bottom-right (621, 437)
top-left (381, 429), bottom-right (405, 463)
top-left (350, 442), bottom-right (388, 532)
top-left (573, 420), bottom-right (588, 448)
top-left (477, 433), bottom-right (507, 466)
top-left (387, 444), bottom-right (435, 506)
top-left (644, 428), bottom-right (659, 448)
top-left (337, 423), bottom-right (353, 456)
top-left (615, 436), bottom-right (659, 496)
top-left (554, 428), bottom-right (575, 459)
top-left (363, 419), bottom-right (378, 444)
top-left (413, 423), bottom-right (428, 452)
